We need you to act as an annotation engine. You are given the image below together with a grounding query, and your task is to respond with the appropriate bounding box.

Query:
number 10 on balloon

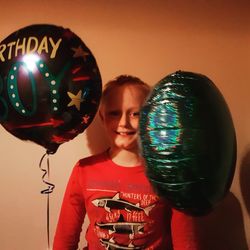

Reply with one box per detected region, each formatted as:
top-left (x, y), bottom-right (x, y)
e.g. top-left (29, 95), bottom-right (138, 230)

top-left (0, 55), bottom-right (70, 121)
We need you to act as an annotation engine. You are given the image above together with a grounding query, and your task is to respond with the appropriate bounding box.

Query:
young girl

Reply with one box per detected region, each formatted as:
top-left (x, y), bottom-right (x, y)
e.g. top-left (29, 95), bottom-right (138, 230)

top-left (53, 75), bottom-right (200, 250)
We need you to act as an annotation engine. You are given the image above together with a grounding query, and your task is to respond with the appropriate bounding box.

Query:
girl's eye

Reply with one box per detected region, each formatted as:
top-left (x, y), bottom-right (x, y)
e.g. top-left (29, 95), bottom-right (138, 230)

top-left (107, 111), bottom-right (120, 116)
top-left (130, 112), bottom-right (140, 118)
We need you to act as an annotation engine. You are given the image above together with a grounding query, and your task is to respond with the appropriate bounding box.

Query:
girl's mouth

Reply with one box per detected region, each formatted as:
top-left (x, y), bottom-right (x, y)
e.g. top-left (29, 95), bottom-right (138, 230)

top-left (116, 131), bottom-right (136, 135)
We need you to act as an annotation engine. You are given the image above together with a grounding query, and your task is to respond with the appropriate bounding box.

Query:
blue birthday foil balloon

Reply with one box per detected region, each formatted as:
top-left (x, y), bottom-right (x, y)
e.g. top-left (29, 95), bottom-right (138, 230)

top-left (139, 71), bottom-right (236, 216)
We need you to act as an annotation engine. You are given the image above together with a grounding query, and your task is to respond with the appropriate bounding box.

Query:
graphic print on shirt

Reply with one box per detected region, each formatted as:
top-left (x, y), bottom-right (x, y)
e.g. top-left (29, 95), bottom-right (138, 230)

top-left (100, 237), bottom-right (142, 250)
top-left (91, 192), bottom-right (158, 249)
top-left (96, 214), bottom-right (145, 238)
top-left (92, 193), bottom-right (155, 215)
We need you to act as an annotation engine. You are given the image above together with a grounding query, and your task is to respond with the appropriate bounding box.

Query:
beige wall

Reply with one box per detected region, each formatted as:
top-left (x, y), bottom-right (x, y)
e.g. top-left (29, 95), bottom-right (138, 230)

top-left (0, 0), bottom-right (249, 249)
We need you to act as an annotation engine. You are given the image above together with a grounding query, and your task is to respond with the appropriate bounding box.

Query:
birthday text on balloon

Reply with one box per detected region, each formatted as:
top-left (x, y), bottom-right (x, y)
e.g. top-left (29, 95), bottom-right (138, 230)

top-left (0, 36), bottom-right (62, 62)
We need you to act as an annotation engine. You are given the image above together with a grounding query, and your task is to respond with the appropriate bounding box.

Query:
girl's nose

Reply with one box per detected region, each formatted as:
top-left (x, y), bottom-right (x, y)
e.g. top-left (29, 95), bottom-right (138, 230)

top-left (118, 113), bottom-right (129, 127)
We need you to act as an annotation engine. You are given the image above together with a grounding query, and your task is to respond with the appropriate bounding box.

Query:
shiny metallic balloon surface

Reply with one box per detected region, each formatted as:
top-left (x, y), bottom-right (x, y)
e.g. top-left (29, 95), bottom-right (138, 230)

top-left (0, 24), bottom-right (102, 153)
top-left (139, 71), bottom-right (236, 216)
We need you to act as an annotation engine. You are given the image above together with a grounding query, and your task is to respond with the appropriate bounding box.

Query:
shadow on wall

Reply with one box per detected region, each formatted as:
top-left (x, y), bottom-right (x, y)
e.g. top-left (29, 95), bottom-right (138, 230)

top-left (194, 192), bottom-right (248, 250)
top-left (240, 146), bottom-right (250, 217)
top-left (86, 114), bottom-right (109, 155)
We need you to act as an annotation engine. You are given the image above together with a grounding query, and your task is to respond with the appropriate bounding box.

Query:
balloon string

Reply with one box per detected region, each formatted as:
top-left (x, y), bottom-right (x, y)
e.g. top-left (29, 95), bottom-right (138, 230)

top-left (39, 152), bottom-right (55, 250)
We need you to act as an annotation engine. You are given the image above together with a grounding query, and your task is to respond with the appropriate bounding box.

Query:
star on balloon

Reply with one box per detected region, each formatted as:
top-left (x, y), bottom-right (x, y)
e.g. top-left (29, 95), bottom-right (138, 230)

top-left (63, 29), bottom-right (74, 40)
top-left (82, 114), bottom-right (90, 124)
top-left (67, 90), bottom-right (84, 110)
top-left (72, 46), bottom-right (89, 61)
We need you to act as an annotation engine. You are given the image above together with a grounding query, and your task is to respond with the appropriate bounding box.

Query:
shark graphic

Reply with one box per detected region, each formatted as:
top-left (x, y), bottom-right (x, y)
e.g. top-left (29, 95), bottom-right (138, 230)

top-left (100, 237), bottom-right (142, 250)
top-left (96, 214), bottom-right (145, 237)
top-left (92, 193), bottom-right (155, 216)
top-left (96, 221), bottom-right (145, 236)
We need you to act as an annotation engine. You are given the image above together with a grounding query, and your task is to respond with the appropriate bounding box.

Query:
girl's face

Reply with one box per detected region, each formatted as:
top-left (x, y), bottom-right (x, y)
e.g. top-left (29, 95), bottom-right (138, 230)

top-left (100, 84), bottom-right (147, 153)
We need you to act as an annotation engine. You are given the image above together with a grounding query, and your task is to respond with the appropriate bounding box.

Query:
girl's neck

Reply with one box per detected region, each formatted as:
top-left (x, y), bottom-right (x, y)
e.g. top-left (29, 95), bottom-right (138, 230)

top-left (108, 148), bottom-right (143, 167)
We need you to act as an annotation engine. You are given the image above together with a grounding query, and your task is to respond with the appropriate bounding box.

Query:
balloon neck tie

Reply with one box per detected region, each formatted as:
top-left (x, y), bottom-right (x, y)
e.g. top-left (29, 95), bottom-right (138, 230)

top-left (39, 152), bottom-right (55, 250)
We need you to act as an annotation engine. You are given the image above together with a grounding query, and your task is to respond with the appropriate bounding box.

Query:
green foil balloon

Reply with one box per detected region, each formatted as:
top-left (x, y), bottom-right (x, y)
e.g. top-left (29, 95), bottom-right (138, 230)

top-left (139, 71), bottom-right (236, 216)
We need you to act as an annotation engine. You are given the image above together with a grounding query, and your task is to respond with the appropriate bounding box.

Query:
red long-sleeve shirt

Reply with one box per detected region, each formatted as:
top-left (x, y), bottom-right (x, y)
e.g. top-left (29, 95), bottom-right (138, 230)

top-left (53, 151), bottom-right (199, 250)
